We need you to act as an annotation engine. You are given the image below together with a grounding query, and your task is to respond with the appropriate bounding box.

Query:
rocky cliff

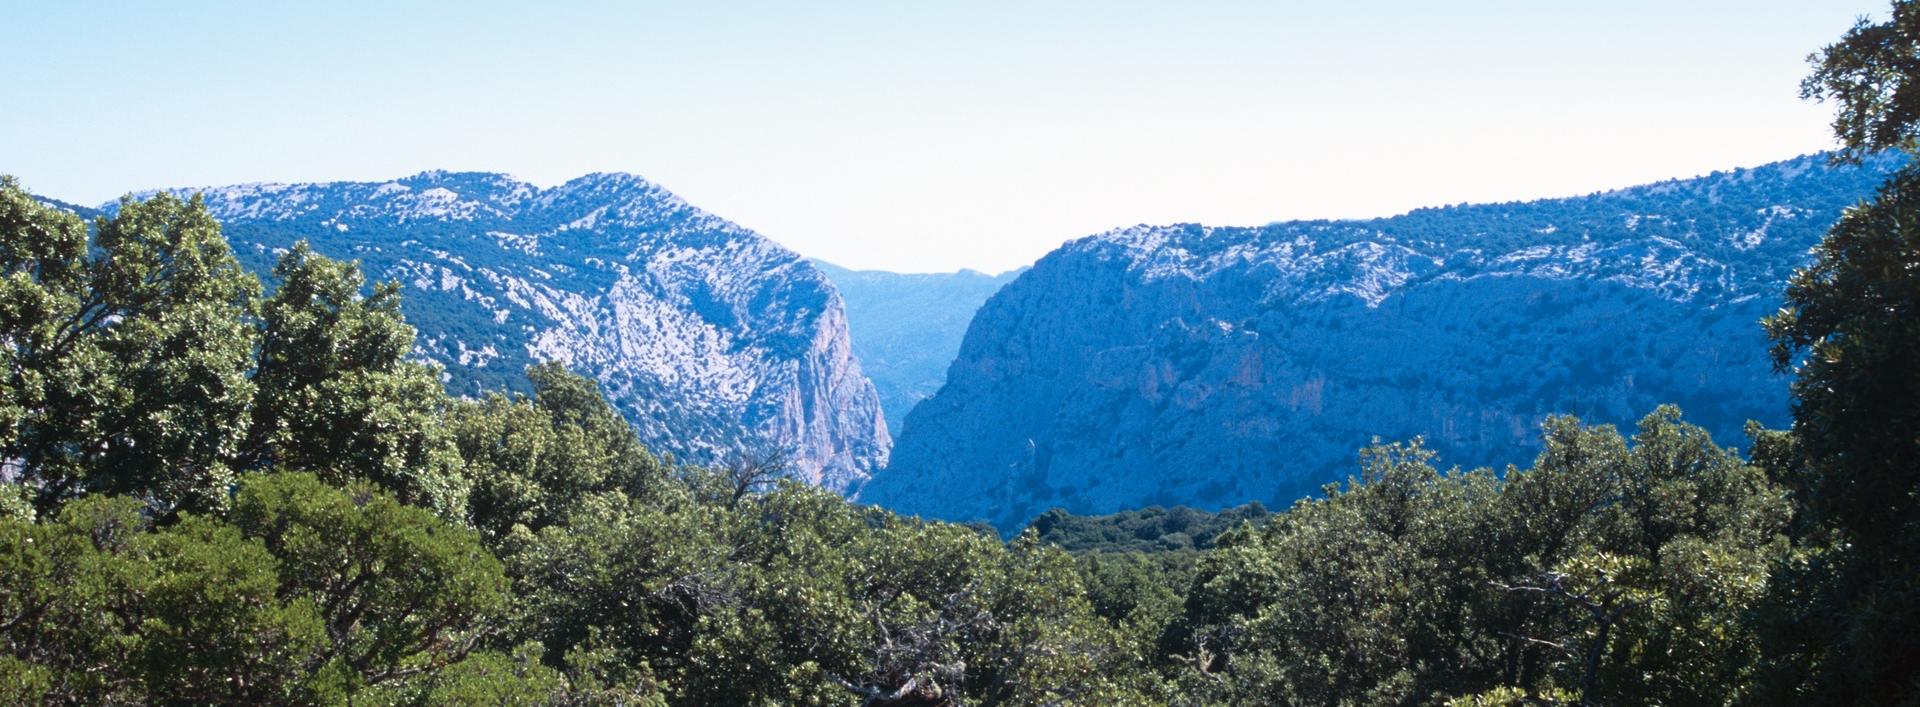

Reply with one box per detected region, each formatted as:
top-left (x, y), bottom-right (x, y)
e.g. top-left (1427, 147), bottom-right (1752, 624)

top-left (863, 154), bottom-right (1900, 529)
top-left (812, 261), bottom-right (1023, 430)
top-left (129, 171), bottom-right (889, 489)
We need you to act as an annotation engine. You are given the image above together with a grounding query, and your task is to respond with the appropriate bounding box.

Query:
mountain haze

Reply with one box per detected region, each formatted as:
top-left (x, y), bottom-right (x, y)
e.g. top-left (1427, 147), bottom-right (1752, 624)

top-left (863, 154), bottom-right (1900, 530)
top-left (813, 261), bottom-right (1023, 429)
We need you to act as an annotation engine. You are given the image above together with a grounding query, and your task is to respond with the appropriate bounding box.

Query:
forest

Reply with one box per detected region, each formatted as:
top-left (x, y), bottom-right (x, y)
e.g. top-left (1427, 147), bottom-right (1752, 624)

top-left (4, 6), bottom-right (1920, 706)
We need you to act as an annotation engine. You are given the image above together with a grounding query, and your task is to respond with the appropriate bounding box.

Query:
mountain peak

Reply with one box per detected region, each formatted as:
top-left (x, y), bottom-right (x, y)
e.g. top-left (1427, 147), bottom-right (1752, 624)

top-left (567, 171), bottom-right (654, 186)
top-left (110, 170), bottom-right (889, 489)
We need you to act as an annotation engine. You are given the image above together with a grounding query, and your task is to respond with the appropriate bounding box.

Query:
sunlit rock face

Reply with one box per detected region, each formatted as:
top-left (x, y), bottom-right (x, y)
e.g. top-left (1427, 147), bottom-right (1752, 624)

top-left (135, 170), bottom-right (890, 490)
top-left (864, 154), bottom-right (1900, 531)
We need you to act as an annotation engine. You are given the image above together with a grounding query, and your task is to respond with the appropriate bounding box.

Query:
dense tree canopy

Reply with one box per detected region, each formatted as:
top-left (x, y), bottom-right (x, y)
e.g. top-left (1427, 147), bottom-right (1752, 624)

top-left (0, 181), bottom-right (259, 516)
top-left (449, 360), bottom-right (667, 540)
top-left (0, 473), bottom-right (509, 704)
top-left (3, 4), bottom-right (1920, 700)
top-left (0, 183), bottom-right (1161, 704)
top-left (1027, 503), bottom-right (1271, 554)
top-left (241, 242), bottom-right (468, 517)
top-left (1747, 2), bottom-right (1920, 700)
top-left (1161, 410), bottom-right (1790, 705)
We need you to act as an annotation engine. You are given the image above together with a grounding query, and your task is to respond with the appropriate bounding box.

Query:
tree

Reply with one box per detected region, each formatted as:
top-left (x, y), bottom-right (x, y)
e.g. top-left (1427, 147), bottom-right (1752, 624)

top-left (129, 513), bottom-right (329, 705)
top-left (0, 474), bottom-right (517, 704)
top-left (0, 185), bottom-right (475, 521)
top-left (1751, 3), bottom-right (1920, 699)
top-left (238, 242), bottom-right (467, 518)
top-left (1166, 410), bottom-right (1788, 706)
top-left (0, 181), bottom-right (259, 516)
top-left (226, 472), bottom-right (510, 694)
top-left (1803, 1), bottom-right (1920, 161)
top-left (0, 494), bottom-right (326, 704)
top-left (450, 361), bottom-right (666, 540)
top-left (1759, 147), bottom-right (1920, 704)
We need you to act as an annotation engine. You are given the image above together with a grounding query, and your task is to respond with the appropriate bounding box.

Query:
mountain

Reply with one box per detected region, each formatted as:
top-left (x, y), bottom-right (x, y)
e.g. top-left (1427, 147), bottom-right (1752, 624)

top-left (31, 195), bottom-right (103, 221)
top-left (812, 261), bottom-right (1023, 430)
top-left (862, 154), bottom-right (1901, 530)
top-left (118, 171), bottom-right (889, 490)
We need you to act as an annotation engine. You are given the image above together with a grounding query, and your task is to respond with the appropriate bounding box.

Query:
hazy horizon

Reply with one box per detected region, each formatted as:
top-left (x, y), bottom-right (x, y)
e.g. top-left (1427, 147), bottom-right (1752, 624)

top-left (16, 149), bottom-right (1847, 277)
top-left (3, 1), bottom-right (1882, 272)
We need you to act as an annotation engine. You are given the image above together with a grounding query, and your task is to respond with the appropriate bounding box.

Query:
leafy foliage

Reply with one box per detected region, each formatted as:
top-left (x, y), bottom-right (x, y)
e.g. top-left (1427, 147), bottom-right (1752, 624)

top-left (241, 242), bottom-right (467, 517)
top-left (1752, 4), bottom-right (1920, 699)
top-left (1164, 410), bottom-right (1789, 705)
top-left (5, 5), bottom-right (1920, 698)
top-left (0, 475), bottom-right (510, 704)
top-left (1028, 502), bottom-right (1271, 554)
top-left (449, 360), bottom-right (667, 540)
top-left (1803, 0), bottom-right (1920, 160)
top-left (0, 181), bottom-right (259, 516)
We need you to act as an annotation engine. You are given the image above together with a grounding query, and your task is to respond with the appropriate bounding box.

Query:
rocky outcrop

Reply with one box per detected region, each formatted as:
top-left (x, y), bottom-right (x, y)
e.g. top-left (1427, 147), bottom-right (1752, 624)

top-left (131, 171), bottom-right (889, 489)
top-left (862, 154), bottom-right (1901, 530)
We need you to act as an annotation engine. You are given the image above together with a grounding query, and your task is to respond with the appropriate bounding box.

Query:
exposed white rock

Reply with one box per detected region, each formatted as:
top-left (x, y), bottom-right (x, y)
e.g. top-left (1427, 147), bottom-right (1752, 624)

top-left (125, 169), bottom-right (890, 490)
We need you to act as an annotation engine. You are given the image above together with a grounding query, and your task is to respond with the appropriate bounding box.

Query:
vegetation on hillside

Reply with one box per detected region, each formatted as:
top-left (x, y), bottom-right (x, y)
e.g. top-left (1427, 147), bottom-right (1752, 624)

top-left (1027, 503), bottom-right (1270, 554)
top-left (3, 4), bottom-right (1919, 702)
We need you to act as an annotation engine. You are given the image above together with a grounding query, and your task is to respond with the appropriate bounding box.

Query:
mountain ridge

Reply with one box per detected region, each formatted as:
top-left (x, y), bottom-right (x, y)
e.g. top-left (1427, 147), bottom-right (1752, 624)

top-left (105, 169), bottom-right (891, 490)
top-left (864, 152), bottom-right (1900, 529)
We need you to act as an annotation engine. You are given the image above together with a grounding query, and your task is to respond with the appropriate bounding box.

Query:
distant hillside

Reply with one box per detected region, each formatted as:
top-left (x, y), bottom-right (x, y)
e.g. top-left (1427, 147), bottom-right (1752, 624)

top-left (109, 171), bottom-right (890, 490)
top-left (813, 261), bottom-right (1022, 430)
top-left (864, 153), bottom-right (1901, 530)
top-left (30, 195), bottom-right (102, 220)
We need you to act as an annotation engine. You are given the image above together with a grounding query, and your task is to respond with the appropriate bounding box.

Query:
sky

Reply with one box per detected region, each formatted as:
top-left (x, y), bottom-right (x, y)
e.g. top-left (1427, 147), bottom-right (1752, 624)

top-left (0, 1), bottom-right (1886, 273)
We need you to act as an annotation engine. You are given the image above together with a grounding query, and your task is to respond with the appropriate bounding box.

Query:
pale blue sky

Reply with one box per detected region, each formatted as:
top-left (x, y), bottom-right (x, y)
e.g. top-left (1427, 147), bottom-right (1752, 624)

top-left (0, 1), bottom-right (1884, 272)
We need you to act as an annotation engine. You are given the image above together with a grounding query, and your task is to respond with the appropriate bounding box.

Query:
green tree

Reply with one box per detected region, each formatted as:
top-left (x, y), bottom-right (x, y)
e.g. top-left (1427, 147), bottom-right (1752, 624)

top-left (1168, 410), bottom-right (1788, 706)
top-left (1171, 440), bottom-right (1502, 705)
top-left (501, 472), bottom-right (1165, 706)
top-left (1759, 148), bottom-right (1920, 704)
top-left (1492, 410), bottom-right (1789, 706)
top-left (1752, 3), bottom-right (1920, 699)
top-left (1075, 551), bottom-right (1190, 665)
top-left (415, 644), bottom-right (570, 706)
top-left (130, 514), bottom-right (330, 705)
top-left (1, 474), bottom-right (517, 704)
top-left (0, 494), bottom-right (328, 704)
top-left (0, 181), bottom-right (259, 515)
top-left (504, 487), bottom-right (734, 699)
top-left (226, 472), bottom-right (510, 695)
top-left (450, 361), bottom-right (666, 541)
top-left (1803, 1), bottom-right (1920, 160)
top-left (238, 242), bottom-right (467, 518)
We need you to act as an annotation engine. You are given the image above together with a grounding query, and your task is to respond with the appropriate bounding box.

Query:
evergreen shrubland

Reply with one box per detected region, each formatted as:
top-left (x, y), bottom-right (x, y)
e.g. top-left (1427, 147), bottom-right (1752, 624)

top-left (5, 5), bottom-right (1920, 702)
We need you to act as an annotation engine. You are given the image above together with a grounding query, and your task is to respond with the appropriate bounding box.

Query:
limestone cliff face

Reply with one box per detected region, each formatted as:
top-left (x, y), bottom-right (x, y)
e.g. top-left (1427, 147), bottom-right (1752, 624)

top-left (132, 170), bottom-right (889, 489)
top-left (811, 262), bottom-right (1024, 431)
top-left (863, 154), bottom-right (1900, 530)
